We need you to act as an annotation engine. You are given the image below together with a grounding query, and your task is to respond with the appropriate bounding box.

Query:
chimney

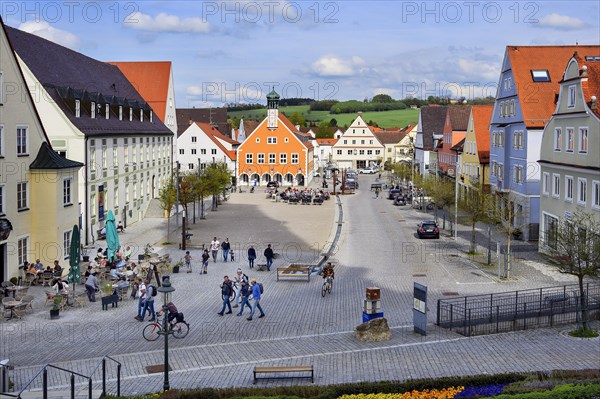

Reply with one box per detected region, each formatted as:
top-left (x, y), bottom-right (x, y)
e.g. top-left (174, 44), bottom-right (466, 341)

top-left (189, 118), bottom-right (193, 125)
top-left (358, 111), bottom-right (363, 116)
top-left (581, 65), bottom-right (588, 78)
top-left (295, 124), bottom-right (300, 130)
top-left (591, 96), bottom-right (597, 111)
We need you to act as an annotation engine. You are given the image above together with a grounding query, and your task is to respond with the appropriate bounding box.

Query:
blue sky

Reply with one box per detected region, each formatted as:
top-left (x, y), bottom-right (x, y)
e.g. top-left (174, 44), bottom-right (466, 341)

top-left (2, 1), bottom-right (599, 107)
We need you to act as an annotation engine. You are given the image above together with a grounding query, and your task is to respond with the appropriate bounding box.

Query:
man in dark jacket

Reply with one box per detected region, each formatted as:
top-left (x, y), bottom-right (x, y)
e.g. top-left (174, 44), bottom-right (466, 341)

top-left (221, 239), bottom-right (231, 262)
top-left (247, 246), bottom-right (256, 269)
top-left (264, 244), bottom-right (274, 271)
top-left (218, 275), bottom-right (233, 316)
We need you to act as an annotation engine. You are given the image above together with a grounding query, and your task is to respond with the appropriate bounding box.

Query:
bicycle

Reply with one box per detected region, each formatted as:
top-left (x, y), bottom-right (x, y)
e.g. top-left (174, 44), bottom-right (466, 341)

top-left (321, 276), bottom-right (333, 297)
top-left (142, 315), bottom-right (189, 341)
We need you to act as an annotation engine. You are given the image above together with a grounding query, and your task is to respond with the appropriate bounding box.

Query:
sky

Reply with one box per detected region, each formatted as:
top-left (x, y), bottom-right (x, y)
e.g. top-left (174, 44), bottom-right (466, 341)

top-left (2, 1), bottom-right (599, 108)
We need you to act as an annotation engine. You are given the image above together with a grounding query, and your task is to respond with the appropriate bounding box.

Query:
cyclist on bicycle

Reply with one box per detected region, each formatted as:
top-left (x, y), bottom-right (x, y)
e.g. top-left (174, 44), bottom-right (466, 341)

top-left (157, 302), bottom-right (185, 328)
top-left (322, 262), bottom-right (335, 280)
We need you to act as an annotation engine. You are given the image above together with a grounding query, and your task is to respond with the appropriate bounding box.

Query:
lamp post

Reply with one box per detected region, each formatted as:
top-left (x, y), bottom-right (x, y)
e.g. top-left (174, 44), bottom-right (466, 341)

top-left (454, 163), bottom-right (459, 239)
top-left (409, 136), bottom-right (415, 196)
top-left (487, 208), bottom-right (492, 265)
top-left (175, 162), bottom-right (180, 229)
top-left (181, 209), bottom-right (186, 251)
top-left (157, 278), bottom-right (175, 391)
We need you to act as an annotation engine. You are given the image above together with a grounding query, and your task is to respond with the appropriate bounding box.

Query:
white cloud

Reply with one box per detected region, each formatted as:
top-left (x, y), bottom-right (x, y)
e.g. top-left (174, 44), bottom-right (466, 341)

top-left (125, 12), bottom-right (210, 33)
top-left (536, 13), bottom-right (586, 30)
top-left (18, 21), bottom-right (80, 50)
top-left (311, 56), bottom-right (365, 77)
top-left (456, 58), bottom-right (499, 81)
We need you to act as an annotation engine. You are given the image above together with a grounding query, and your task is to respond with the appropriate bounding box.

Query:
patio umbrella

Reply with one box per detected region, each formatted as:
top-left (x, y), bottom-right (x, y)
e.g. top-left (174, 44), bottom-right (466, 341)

top-left (105, 210), bottom-right (120, 264)
top-left (67, 224), bottom-right (81, 288)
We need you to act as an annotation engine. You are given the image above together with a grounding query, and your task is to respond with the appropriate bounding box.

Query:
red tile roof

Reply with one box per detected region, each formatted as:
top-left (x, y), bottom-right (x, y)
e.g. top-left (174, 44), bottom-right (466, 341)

top-left (577, 56), bottom-right (600, 119)
top-left (374, 131), bottom-right (407, 144)
top-left (507, 45), bottom-right (599, 127)
top-left (471, 105), bottom-right (493, 163)
top-left (316, 138), bottom-right (338, 146)
top-left (195, 122), bottom-right (239, 161)
top-left (448, 106), bottom-right (472, 131)
top-left (107, 61), bottom-right (171, 122)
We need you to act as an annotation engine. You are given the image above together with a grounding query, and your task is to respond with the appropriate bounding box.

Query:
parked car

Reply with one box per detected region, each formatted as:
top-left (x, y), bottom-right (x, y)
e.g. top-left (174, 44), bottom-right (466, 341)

top-left (266, 181), bottom-right (279, 189)
top-left (393, 195), bottom-right (406, 206)
top-left (388, 189), bottom-right (402, 200)
top-left (359, 168), bottom-right (375, 174)
top-left (417, 221), bottom-right (440, 239)
top-left (343, 180), bottom-right (358, 190)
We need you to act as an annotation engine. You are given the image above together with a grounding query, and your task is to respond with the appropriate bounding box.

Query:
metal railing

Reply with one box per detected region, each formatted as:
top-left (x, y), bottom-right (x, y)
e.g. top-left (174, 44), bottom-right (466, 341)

top-left (0, 356), bottom-right (121, 399)
top-left (436, 282), bottom-right (600, 336)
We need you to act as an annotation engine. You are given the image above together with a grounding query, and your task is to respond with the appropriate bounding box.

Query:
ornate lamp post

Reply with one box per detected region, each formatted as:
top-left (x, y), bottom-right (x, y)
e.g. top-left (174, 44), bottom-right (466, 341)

top-left (157, 278), bottom-right (176, 391)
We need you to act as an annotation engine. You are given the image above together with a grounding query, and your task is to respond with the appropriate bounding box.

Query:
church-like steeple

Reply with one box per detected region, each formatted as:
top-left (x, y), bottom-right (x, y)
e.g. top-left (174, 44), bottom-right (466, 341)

top-left (267, 87), bottom-right (280, 130)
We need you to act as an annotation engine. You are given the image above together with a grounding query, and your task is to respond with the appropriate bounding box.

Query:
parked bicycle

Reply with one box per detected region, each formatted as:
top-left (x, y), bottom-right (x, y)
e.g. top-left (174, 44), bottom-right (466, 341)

top-left (142, 315), bottom-right (189, 341)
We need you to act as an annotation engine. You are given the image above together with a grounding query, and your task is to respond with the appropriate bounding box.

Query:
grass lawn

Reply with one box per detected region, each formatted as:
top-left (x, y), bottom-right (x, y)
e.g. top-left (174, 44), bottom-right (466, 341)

top-left (228, 106), bottom-right (419, 129)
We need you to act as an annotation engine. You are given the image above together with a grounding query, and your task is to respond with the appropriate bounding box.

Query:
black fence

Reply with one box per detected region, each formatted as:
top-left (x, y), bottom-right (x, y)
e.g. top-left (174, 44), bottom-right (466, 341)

top-left (436, 282), bottom-right (600, 336)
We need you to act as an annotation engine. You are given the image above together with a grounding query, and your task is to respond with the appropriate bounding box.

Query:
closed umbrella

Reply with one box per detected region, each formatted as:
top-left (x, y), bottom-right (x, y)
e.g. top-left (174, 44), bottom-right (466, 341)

top-left (105, 210), bottom-right (120, 264)
top-left (67, 225), bottom-right (81, 291)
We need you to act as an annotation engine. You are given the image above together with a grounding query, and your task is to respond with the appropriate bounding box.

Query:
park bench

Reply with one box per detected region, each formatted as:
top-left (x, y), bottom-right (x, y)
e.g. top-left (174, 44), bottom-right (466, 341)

top-left (277, 266), bottom-right (310, 282)
top-left (543, 293), bottom-right (570, 306)
top-left (253, 365), bottom-right (314, 384)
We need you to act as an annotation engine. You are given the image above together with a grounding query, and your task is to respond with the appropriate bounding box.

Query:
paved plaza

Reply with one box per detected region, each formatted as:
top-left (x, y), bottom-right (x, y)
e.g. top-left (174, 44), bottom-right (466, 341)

top-left (2, 176), bottom-right (599, 397)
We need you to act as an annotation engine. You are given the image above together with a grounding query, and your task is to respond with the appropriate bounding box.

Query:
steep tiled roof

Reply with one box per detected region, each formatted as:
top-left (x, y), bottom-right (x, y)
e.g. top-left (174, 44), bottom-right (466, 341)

top-left (243, 119), bottom-right (260, 135)
top-left (507, 45), bottom-right (599, 128)
top-left (578, 57), bottom-right (600, 119)
top-left (374, 131), bottom-right (407, 145)
top-left (6, 26), bottom-right (171, 137)
top-left (451, 138), bottom-right (465, 153)
top-left (401, 122), bottom-right (417, 132)
top-left (195, 122), bottom-right (238, 161)
top-left (176, 108), bottom-right (229, 136)
top-left (419, 106), bottom-right (447, 150)
top-left (107, 61), bottom-right (171, 122)
top-left (471, 105), bottom-right (493, 163)
top-left (30, 142), bottom-right (84, 169)
top-left (448, 106), bottom-right (472, 131)
top-left (315, 138), bottom-right (338, 146)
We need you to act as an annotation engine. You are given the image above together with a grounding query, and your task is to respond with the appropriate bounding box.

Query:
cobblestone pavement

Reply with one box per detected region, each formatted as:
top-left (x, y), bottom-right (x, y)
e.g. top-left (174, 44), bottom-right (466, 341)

top-left (2, 176), bottom-right (598, 396)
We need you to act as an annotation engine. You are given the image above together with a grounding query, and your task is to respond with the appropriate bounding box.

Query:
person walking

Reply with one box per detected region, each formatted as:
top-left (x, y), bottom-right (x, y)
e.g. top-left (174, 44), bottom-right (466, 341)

top-left (201, 249), bottom-right (210, 274)
top-left (263, 244), bottom-right (274, 271)
top-left (140, 280), bottom-right (156, 322)
top-left (233, 268), bottom-right (249, 308)
top-left (184, 251), bottom-right (192, 273)
top-left (134, 278), bottom-right (146, 321)
top-left (210, 237), bottom-right (220, 262)
top-left (247, 246), bottom-right (256, 269)
top-left (218, 275), bottom-right (233, 316)
top-left (247, 278), bottom-right (265, 321)
top-left (375, 187), bottom-right (380, 199)
top-left (236, 280), bottom-right (252, 317)
top-left (221, 238), bottom-right (231, 262)
top-left (84, 273), bottom-right (98, 302)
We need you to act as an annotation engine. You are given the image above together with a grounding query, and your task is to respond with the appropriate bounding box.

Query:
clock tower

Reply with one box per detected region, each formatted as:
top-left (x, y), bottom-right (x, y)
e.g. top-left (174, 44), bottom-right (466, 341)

top-left (266, 87), bottom-right (280, 130)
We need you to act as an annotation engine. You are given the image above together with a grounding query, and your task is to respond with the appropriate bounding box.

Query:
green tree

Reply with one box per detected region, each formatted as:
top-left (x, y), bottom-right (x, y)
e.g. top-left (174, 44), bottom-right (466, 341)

top-left (330, 118), bottom-right (338, 127)
top-left (458, 188), bottom-right (494, 254)
top-left (546, 211), bottom-right (600, 332)
top-left (204, 162), bottom-right (231, 210)
top-left (289, 112), bottom-right (305, 127)
top-left (392, 163), bottom-right (411, 188)
top-left (158, 177), bottom-right (177, 239)
top-left (372, 94), bottom-right (393, 103)
top-left (316, 121), bottom-right (333, 138)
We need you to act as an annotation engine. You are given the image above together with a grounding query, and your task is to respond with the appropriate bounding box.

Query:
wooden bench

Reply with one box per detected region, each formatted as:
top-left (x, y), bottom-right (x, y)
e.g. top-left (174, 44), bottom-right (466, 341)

top-left (277, 266), bottom-right (310, 282)
top-left (253, 365), bottom-right (314, 384)
top-left (543, 293), bottom-right (570, 306)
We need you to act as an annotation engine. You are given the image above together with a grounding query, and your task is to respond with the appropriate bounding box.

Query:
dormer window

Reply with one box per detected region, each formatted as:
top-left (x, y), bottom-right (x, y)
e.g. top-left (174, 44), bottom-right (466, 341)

top-left (150, 110), bottom-right (153, 123)
top-left (531, 70), bottom-right (550, 82)
top-left (91, 102), bottom-right (96, 118)
top-left (568, 85), bottom-right (576, 108)
top-left (119, 106), bottom-right (123, 120)
top-left (75, 100), bottom-right (80, 118)
top-left (140, 109), bottom-right (144, 122)
top-left (105, 104), bottom-right (110, 120)
top-left (129, 107), bottom-right (133, 121)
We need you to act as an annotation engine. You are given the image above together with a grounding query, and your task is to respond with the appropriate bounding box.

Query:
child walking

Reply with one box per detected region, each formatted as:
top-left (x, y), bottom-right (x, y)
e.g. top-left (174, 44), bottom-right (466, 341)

top-left (184, 251), bottom-right (192, 273)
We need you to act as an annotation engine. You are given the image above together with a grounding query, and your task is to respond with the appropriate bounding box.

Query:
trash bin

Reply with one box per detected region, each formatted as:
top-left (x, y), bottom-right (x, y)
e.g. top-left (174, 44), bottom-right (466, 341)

top-left (0, 359), bottom-right (9, 393)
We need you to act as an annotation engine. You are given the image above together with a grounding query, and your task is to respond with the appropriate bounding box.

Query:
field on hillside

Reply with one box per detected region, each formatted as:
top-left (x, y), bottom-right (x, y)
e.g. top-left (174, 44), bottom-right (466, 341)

top-left (228, 106), bottom-right (418, 129)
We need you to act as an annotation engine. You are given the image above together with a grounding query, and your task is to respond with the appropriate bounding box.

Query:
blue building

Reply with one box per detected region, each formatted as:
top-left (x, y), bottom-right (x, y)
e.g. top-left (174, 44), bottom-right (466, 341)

top-left (489, 45), bottom-right (597, 241)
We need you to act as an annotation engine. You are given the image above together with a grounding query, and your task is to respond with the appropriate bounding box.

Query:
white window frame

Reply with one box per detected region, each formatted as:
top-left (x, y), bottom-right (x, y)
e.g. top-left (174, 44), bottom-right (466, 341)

top-left (592, 180), bottom-right (600, 210)
top-left (565, 175), bottom-right (573, 202)
top-left (567, 85), bottom-right (576, 108)
top-left (75, 99), bottom-right (80, 118)
top-left (280, 153), bottom-right (287, 164)
top-left (554, 128), bottom-right (562, 151)
top-left (200, 149), bottom-right (206, 155)
top-left (129, 107), bottom-right (133, 122)
top-left (579, 127), bottom-right (588, 154)
top-left (566, 127), bottom-right (574, 152)
top-left (0, 185), bottom-right (4, 215)
top-left (17, 126), bottom-right (28, 155)
top-left (105, 104), bottom-right (110, 120)
top-left (267, 137), bottom-right (277, 144)
top-left (17, 236), bottom-right (29, 266)
top-left (542, 172), bottom-right (549, 195)
top-left (552, 173), bottom-right (560, 198)
top-left (91, 102), bottom-right (96, 119)
top-left (119, 106), bottom-right (123, 120)
top-left (211, 149), bottom-right (217, 155)
top-left (246, 153), bottom-right (253, 164)
top-left (191, 149), bottom-right (196, 155)
top-left (291, 153), bottom-right (299, 164)
top-left (336, 149), bottom-right (342, 155)
top-left (578, 177), bottom-right (587, 205)
top-left (191, 137), bottom-right (197, 143)
top-left (63, 178), bottom-right (72, 206)
top-left (257, 153), bottom-right (265, 164)
top-left (179, 149), bottom-right (184, 155)
top-left (17, 181), bottom-right (28, 211)
top-left (63, 230), bottom-right (72, 260)
top-left (268, 153), bottom-right (276, 164)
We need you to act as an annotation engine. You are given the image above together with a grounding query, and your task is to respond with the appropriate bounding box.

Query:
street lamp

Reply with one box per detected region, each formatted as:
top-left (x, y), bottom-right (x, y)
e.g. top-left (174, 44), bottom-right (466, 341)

top-left (487, 208), bottom-right (493, 265)
top-left (157, 278), bottom-right (176, 391)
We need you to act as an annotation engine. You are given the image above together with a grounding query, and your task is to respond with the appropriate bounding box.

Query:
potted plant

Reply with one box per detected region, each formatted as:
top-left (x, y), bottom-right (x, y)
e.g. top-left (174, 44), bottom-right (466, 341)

top-left (172, 261), bottom-right (183, 274)
top-left (100, 283), bottom-right (119, 310)
top-left (50, 296), bottom-right (62, 319)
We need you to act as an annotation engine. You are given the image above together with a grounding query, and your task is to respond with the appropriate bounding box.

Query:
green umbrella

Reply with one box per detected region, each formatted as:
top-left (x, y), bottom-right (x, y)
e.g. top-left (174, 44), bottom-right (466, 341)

top-left (68, 225), bottom-right (81, 285)
top-left (105, 210), bottom-right (120, 264)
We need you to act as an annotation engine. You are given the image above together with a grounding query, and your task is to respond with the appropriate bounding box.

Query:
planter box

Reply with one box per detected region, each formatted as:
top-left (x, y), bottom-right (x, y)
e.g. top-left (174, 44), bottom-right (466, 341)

top-left (172, 266), bottom-right (179, 274)
top-left (101, 295), bottom-right (119, 311)
top-left (50, 309), bottom-right (60, 320)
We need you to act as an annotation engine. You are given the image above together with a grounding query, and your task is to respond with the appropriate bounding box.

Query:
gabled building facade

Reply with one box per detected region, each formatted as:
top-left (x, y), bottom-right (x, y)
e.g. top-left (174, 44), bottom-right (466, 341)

top-left (489, 45), bottom-right (598, 241)
top-left (177, 122), bottom-right (238, 177)
top-left (415, 105), bottom-right (447, 175)
top-left (314, 138), bottom-right (338, 170)
top-left (374, 130), bottom-right (407, 165)
top-left (538, 52), bottom-right (600, 252)
top-left (7, 26), bottom-right (173, 245)
top-left (458, 105), bottom-right (493, 193)
top-left (331, 113), bottom-right (384, 169)
top-left (438, 106), bottom-right (471, 177)
top-left (0, 18), bottom-right (83, 280)
top-left (236, 90), bottom-right (314, 186)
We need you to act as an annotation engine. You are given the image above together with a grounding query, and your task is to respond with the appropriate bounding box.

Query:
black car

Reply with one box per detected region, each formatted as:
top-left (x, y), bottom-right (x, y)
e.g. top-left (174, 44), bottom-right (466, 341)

top-left (417, 221), bottom-right (440, 239)
top-left (393, 195), bottom-right (406, 206)
top-left (388, 189), bottom-right (402, 200)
